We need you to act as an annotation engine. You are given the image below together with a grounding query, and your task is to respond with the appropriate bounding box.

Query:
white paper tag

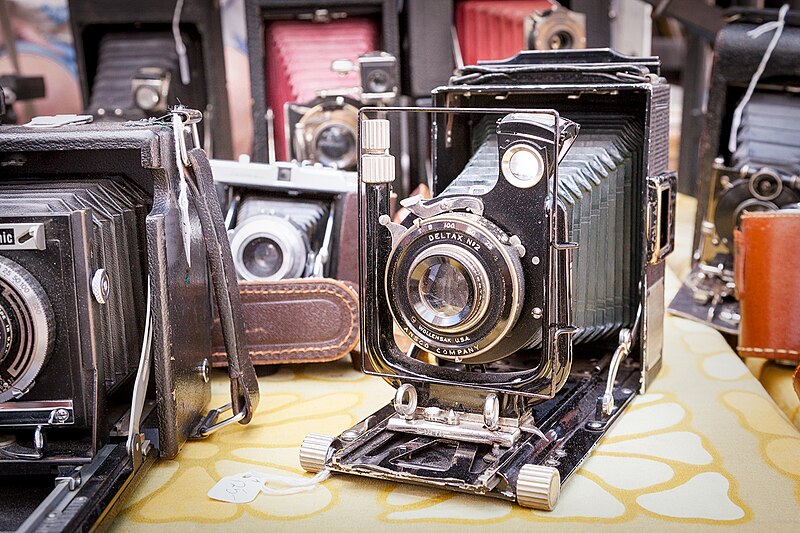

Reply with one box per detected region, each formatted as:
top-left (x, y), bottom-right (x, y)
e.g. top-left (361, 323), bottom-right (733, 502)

top-left (207, 474), bottom-right (264, 504)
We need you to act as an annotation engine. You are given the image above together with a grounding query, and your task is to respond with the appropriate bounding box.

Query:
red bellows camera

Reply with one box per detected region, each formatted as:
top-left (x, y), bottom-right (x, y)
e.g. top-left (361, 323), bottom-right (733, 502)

top-left (265, 19), bottom-right (378, 161)
top-left (455, 0), bottom-right (586, 65)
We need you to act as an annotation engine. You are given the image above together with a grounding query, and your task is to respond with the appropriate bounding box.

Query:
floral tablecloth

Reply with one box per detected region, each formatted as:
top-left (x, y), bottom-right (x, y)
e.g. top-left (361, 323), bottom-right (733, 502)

top-left (112, 195), bottom-right (800, 531)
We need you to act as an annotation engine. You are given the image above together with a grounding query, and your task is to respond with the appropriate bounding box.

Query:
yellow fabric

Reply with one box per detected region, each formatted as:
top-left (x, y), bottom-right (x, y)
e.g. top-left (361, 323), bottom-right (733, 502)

top-left (112, 194), bottom-right (800, 530)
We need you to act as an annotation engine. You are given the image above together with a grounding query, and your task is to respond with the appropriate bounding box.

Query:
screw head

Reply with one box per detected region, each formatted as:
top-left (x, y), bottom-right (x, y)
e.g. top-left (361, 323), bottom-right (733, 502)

top-left (532, 307), bottom-right (543, 319)
top-left (197, 358), bottom-right (210, 383)
top-left (51, 408), bottom-right (70, 424)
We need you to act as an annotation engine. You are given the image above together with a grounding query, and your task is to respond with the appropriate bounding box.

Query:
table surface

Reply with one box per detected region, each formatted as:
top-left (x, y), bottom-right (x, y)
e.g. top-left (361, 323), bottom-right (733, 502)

top-left (112, 195), bottom-right (800, 531)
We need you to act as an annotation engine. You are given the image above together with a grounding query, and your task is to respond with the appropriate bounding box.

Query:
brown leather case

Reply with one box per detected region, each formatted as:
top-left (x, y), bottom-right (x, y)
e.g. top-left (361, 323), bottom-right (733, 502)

top-left (734, 211), bottom-right (800, 361)
top-left (211, 278), bottom-right (359, 365)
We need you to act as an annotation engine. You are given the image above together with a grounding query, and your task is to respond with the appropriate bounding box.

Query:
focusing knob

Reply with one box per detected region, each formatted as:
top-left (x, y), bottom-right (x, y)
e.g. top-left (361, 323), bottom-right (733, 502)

top-left (516, 464), bottom-right (561, 510)
top-left (361, 118), bottom-right (390, 152)
top-left (299, 433), bottom-right (335, 473)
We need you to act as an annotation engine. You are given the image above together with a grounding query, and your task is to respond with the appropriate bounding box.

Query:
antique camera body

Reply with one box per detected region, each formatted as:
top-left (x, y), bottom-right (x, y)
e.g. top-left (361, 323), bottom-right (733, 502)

top-left (455, 0), bottom-right (587, 65)
top-left (0, 75), bottom-right (46, 124)
top-left (0, 113), bottom-right (256, 530)
top-left (299, 50), bottom-right (675, 510)
top-left (669, 9), bottom-right (800, 334)
top-left (212, 159), bottom-right (360, 285)
top-left (69, 0), bottom-right (232, 157)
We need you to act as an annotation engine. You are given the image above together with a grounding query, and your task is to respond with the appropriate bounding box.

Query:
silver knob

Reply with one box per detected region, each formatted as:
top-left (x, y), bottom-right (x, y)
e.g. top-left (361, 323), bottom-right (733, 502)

top-left (361, 118), bottom-right (390, 152)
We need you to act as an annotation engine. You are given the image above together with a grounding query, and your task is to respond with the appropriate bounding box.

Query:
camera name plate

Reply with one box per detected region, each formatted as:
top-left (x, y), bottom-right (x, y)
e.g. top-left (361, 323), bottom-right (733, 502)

top-left (0, 223), bottom-right (45, 250)
top-left (0, 400), bottom-right (74, 427)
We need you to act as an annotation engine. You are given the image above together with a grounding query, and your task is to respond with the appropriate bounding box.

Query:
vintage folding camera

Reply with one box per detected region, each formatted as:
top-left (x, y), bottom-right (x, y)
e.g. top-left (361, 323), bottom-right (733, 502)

top-left (68, 0), bottom-right (232, 157)
top-left (245, 0), bottom-right (402, 164)
top-left (299, 49), bottom-right (675, 510)
top-left (669, 8), bottom-right (800, 334)
top-left (455, 0), bottom-right (587, 65)
top-left (212, 159), bottom-right (360, 285)
top-left (0, 110), bottom-right (258, 530)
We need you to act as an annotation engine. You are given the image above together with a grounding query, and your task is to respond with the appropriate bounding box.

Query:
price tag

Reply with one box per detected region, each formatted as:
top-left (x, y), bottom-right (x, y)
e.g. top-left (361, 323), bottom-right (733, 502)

top-left (207, 473), bottom-right (264, 504)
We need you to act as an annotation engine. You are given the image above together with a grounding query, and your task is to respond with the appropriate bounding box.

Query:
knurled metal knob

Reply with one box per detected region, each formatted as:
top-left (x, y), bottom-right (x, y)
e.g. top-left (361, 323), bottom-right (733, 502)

top-left (516, 464), bottom-right (561, 510)
top-left (299, 433), bottom-right (335, 473)
top-left (361, 154), bottom-right (396, 183)
top-left (361, 119), bottom-right (390, 152)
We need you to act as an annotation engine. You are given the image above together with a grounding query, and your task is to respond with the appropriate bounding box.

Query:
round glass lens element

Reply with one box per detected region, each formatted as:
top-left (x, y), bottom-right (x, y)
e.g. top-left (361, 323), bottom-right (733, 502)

top-left (419, 260), bottom-right (471, 318)
top-left (242, 237), bottom-right (284, 279)
top-left (367, 69), bottom-right (391, 93)
top-left (315, 124), bottom-right (356, 167)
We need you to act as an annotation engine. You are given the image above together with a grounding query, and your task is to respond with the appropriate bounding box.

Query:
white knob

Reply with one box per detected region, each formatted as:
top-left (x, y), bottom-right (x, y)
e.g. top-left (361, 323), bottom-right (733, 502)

top-left (362, 119), bottom-right (390, 152)
top-left (299, 433), bottom-right (335, 473)
top-left (362, 153), bottom-right (396, 183)
top-left (516, 464), bottom-right (561, 510)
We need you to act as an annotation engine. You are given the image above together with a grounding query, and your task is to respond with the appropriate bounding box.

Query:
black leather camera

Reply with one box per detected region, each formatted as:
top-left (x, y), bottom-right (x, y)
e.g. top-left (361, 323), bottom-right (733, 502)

top-left (212, 159), bottom-right (360, 285)
top-left (0, 111), bottom-right (258, 530)
top-left (300, 50), bottom-right (675, 511)
top-left (669, 8), bottom-right (800, 333)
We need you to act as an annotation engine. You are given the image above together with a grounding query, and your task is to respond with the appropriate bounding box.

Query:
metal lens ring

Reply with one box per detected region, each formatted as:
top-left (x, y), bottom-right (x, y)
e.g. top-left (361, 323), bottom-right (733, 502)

top-left (229, 215), bottom-right (309, 281)
top-left (749, 169), bottom-right (783, 201)
top-left (386, 214), bottom-right (525, 364)
top-left (295, 101), bottom-right (359, 169)
top-left (0, 256), bottom-right (55, 402)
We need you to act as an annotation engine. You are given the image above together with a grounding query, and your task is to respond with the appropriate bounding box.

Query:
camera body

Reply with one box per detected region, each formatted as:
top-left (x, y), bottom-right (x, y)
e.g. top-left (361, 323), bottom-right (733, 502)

top-left (68, 0), bottom-right (232, 157)
top-left (300, 50), bottom-right (675, 510)
top-left (0, 114), bottom-right (256, 529)
top-left (455, 0), bottom-right (587, 65)
top-left (213, 159), bottom-right (360, 285)
top-left (670, 9), bottom-right (800, 333)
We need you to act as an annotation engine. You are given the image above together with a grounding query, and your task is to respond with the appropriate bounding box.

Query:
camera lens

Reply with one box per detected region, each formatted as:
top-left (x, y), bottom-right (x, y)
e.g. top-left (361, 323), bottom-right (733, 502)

top-left (0, 256), bottom-right (55, 402)
top-left (229, 214), bottom-right (311, 281)
top-left (134, 85), bottom-right (161, 112)
top-left (386, 216), bottom-right (525, 363)
top-left (549, 30), bottom-right (574, 50)
top-left (420, 261), bottom-right (470, 316)
top-left (408, 250), bottom-right (483, 330)
top-left (749, 169), bottom-right (782, 201)
top-left (315, 124), bottom-right (356, 168)
top-left (367, 69), bottom-right (391, 94)
top-left (242, 237), bottom-right (284, 279)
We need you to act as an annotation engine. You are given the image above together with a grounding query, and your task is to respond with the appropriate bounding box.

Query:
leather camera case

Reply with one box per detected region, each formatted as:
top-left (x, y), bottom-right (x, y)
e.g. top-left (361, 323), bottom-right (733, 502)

top-left (734, 211), bottom-right (800, 361)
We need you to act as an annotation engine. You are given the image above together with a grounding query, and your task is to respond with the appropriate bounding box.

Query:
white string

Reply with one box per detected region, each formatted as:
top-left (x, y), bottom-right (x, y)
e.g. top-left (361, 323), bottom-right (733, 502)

top-left (172, 0), bottom-right (191, 85)
top-left (728, 4), bottom-right (790, 154)
top-left (243, 469), bottom-right (331, 496)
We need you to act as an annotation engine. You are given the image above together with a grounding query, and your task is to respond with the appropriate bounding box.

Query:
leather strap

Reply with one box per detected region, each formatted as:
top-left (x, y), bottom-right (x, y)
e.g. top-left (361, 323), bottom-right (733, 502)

top-left (794, 364), bottom-right (800, 401)
top-left (735, 211), bottom-right (800, 361)
top-left (211, 278), bottom-right (359, 365)
top-left (186, 148), bottom-right (260, 423)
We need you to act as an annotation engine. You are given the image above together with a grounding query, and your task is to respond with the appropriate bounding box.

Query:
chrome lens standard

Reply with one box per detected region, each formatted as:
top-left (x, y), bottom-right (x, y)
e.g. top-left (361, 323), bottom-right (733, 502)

top-left (242, 237), bottom-right (284, 279)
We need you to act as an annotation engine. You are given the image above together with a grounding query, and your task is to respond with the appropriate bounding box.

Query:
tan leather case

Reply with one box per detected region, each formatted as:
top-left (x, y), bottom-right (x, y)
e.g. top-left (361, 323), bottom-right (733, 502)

top-left (211, 278), bottom-right (359, 366)
top-left (734, 211), bottom-right (800, 361)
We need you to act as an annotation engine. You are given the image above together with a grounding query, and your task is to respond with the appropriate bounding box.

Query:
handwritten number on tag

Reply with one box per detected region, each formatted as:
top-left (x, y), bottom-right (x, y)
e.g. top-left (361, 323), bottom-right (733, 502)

top-left (208, 474), bottom-right (263, 503)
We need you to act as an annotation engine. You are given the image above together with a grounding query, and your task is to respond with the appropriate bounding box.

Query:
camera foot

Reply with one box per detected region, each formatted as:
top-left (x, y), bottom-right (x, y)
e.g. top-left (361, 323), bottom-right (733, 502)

top-left (299, 433), bottom-right (334, 473)
top-left (516, 464), bottom-right (561, 511)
